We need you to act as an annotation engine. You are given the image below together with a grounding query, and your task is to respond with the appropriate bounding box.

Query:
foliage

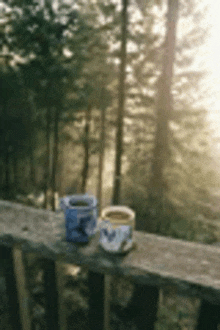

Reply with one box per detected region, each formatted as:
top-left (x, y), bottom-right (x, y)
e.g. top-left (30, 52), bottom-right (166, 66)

top-left (0, 0), bottom-right (114, 198)
top-left (121, 0), bottom-right (220, 235)
top-left (0, 0), bottom-right (219, 242)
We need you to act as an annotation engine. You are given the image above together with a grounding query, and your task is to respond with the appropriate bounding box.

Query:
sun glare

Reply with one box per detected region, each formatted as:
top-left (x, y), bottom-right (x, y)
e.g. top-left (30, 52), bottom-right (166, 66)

top-left (203, 0), bottom-right (220, 131)
top-left (206, 1), bottom-right (220, 81)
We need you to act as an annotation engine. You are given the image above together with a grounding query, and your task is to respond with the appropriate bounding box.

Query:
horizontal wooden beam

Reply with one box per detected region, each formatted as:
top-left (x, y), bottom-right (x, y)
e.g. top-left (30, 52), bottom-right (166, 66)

top-left (0, 200), bottom-right (220, 305)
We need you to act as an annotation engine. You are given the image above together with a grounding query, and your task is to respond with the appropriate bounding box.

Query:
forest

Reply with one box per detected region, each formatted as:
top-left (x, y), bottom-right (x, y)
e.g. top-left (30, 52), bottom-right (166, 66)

top-left (1, 0), bottom-right (220, 243)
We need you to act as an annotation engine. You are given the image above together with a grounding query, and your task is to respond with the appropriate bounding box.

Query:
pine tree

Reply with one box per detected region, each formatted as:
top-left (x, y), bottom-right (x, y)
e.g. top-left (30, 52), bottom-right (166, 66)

top-left (112, 0), bottom-right (129, 205)
top-left (122, 0), bottom-right (212, 234)
top-left (2, 0), bottom-right (96, 205)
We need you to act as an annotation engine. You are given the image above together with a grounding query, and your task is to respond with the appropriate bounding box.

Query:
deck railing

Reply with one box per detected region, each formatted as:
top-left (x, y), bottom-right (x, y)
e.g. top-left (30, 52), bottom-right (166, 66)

top-left (0, 200), bottom-right (220, 330)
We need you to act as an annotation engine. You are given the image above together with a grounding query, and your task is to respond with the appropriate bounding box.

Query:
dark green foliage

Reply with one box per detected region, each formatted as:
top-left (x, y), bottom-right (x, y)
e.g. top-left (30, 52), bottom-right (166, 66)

top-left (0, 0), bottom-right (218, 242)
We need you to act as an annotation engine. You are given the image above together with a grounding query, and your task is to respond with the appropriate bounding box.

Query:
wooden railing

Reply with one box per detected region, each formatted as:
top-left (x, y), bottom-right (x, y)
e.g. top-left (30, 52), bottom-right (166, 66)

top-left (0, 200), bottom-right (220, 330)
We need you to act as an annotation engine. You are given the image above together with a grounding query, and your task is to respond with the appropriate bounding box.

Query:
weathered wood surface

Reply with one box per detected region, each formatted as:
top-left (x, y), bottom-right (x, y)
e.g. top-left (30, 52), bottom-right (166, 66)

top-left (0, 245), bottom-right (23, 330)
top-left (1, 200), bottom-right (220, 304)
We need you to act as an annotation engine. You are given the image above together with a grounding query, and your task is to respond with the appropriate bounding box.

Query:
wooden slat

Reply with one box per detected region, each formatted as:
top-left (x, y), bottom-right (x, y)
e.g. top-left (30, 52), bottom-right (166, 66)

top-left (127, 283), bottom-right (159, 330)
top-left (88, 271), bottom-right (105, 330)
top-left (44, 259), bottom-right (59, 330)
top-left (104, 275), bottom-right (111, 330)
top-left (0, 245), bottom-right (22, 330)
top-left (196, 299), bottom-right (220, 330)
top-left (55, 260), bottom-right (68, 330)
top-left (12, 245), bottom-right (32, 330)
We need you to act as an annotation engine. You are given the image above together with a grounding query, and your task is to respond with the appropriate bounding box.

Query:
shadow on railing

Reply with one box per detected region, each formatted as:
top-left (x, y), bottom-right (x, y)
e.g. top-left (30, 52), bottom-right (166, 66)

top-left (0, 200), bottom-right (220, 330)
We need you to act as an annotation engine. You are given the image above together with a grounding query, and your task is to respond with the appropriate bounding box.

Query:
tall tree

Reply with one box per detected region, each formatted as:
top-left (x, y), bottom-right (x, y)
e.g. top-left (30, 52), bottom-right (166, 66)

top-left (27, 90), bottom-right (36, 187)
top-left (97, 86), bottom-right (108, 212)
top-left (121, 0), bottom-right (213, 236)
top-left (0, 61), bottom-right (31, 199)
top-left (7, 0), bottom-right (89, 204)
top-left (81, 103), bottom-right (92, 194)
top-left (51, 104), bottom-right (60, 210)
top-left (44, 102), bottom-right (52, 209)
top-left (112, 0), bottom-right (128, 205)
top-left (146, 0), bottom-right (179, 233)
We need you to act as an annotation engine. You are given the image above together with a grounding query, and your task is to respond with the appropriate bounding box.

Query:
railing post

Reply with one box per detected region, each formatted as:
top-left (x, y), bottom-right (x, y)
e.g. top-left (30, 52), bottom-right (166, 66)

top-left (127, 283), bottom-right (159, 330)
top-left (0, 245), bottom-right (22, 330)
top-left (196, 299), bottom-right (220, 330)
top-left (88, 270), bottom-right (105, 330)
top-left (12, 245), bottom-right (32, 330)
top-left (104, 275), bottom-right (111, 330)
top-left (44, 259), bottom-right (60, 330)
top-left (56, 259), bottom-right (68, 330)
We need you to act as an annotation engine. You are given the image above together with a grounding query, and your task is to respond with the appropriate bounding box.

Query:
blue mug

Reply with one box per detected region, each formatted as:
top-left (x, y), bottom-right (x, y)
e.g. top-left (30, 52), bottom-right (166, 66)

top-left (60, 194), bottom-right (97, 243)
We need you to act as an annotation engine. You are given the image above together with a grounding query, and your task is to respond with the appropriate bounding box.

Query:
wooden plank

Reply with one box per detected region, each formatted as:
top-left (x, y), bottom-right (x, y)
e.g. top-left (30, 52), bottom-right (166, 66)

top-left (88, 270), bottom-right (105, 330)
top-left (1, 201), bottom-right (220, 304)
top-left (104, 275), bottom-right (111, 330)
top-left (44, 259), bottom-right (59, 330)
top-left (0, 245), bottom-right (22, 330)
top-left (196, 300), bottom-right (220, 330)
top-left (127, 283), bottom-right (159, 330)
top-left (55, 260), bottom-right (68, 330)
top-left (12, 245), bottom-right (32, 330)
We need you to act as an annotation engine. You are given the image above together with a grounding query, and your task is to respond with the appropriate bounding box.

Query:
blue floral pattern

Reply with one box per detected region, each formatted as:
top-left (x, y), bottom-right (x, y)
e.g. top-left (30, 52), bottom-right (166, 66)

top-left (61, 195), bottom-right (97, 243)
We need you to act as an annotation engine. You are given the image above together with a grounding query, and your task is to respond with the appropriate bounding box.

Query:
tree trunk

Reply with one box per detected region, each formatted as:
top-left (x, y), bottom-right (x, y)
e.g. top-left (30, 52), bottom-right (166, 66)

top-left (4, 142), bottom-right (10, 199)
top-left (81, 104), bottom-right (92, 194)
top-left (112, 0), bottom-right (128, 205)
top-left (12, 151), bottom-right (18, 195)
top-left (29, 145), bottom-right (35, 187)
top-left (97, 90), bottom-right (107, 212)
top-left (147, 0), bottom-right (179, 233)
top-left (0, 107), bottom-right (4, 193)
top-left (51, 105), bottom-right (60, 211)
top-left (3, 108), bottom-right (10, 199)
top-left (28, 92), bottom-right (36, 188)
top-left (1, 101), bottom-right (10, 199)
top-left (44, 106), bottom-right (52, 209)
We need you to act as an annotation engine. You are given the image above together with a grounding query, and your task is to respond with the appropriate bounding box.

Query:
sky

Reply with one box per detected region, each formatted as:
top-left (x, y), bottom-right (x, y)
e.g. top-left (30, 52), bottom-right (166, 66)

top-left (205, 1), bottom-right (220, 89)
top-left (132, 0), bottom-right (220, 135)
top-left (202, 1), bottom-right (220, 133)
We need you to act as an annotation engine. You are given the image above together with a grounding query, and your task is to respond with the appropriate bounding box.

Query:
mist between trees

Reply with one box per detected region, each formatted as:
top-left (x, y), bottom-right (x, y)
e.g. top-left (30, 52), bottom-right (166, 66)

top-left (0, 0), bottom-right (220, 243)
